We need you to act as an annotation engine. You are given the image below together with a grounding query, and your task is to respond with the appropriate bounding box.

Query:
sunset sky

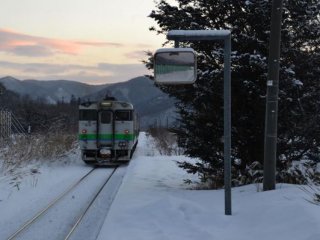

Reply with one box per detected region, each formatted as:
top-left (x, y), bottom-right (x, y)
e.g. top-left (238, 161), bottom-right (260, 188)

top-left (0, 0), bottom-right (169, 84)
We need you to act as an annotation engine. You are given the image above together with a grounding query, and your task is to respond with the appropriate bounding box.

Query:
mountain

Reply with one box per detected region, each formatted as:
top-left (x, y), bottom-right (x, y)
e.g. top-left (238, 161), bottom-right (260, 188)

top-left (0, 76), bottom-right (177, 129)
top-left (0, 76), bottom-right (108, 103)
top-left (83, 76), bottom-right (177, 129)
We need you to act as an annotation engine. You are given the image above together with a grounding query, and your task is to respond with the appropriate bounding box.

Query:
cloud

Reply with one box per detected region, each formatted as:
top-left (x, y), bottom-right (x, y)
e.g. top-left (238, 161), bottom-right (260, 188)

top-left (134, 43), bottom-right (155, 48)
top-left (0, 60), bottom-right (150, 84)
top-left (98, 63), bottom-right (145, 71)
top-left (11, 45), bottom-right (54, 57)
top-left (125, 50), bottom-right (148, 60)
top-left (77, 41), bottom-right (122, 48)
top-left (0, 28), bottom-right (123, 57)
top-left (0, 61), bottom-right (92, 74)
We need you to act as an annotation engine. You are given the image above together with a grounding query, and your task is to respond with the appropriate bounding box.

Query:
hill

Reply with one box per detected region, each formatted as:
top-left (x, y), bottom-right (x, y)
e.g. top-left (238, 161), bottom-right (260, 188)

top-left (83, 76), bottom-right (177, 128)
top-left (0, 76), bottom-right (108, 103)
top-left (0, 76), bottom-right (176, 129)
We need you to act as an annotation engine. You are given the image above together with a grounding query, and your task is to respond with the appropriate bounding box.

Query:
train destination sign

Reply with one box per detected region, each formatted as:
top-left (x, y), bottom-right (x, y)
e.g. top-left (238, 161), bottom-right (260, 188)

top-left (154, 48), bottom-right (197, 84)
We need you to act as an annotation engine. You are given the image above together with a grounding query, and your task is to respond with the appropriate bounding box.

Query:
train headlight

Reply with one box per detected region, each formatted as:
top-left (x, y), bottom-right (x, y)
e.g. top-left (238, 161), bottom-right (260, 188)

top-left (118, 141), bottom-right (128, 148)
top-left (124, 129), bottom-right (129, 134)
top-left (101, 101), bottom-right (112, 107)
top-left (81, 129), bottom-right (87, 134)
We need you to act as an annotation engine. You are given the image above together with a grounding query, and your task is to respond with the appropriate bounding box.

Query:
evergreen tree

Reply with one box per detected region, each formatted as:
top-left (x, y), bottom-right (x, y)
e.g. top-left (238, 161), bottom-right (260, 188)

top-left (0, 83), bottom-right (5, 95)
top-left (147, 0), bottom-right (320, 186)
top-left (0, 83), bottom-right (20, 110)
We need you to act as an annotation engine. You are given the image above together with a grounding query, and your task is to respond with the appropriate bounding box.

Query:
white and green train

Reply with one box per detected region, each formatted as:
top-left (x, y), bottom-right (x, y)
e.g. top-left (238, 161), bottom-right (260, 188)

top-left (78, 97), bottom-right (139, 165)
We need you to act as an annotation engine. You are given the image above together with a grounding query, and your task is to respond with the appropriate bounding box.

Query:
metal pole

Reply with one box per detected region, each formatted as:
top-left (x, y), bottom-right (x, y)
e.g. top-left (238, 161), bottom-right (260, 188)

top-left (224, 35), bottom-right (232, 215)
top-left (166, 30), bottom-right (232, 215)
top-left (263, 0), bottom-right (283, 191)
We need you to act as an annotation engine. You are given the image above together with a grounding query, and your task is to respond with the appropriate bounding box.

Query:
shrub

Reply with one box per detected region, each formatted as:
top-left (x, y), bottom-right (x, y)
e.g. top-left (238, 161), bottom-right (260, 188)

top-left (0, 133), bottom-right (77, 171)
top-left (147, 127), bottom-right (182, 156)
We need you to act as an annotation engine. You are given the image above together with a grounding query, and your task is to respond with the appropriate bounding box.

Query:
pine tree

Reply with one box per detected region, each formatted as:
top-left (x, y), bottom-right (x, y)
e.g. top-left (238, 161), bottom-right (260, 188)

top-left (147, 0), bottom-right (320, 186)
top-left (0, 83), bottom-right (6, 95)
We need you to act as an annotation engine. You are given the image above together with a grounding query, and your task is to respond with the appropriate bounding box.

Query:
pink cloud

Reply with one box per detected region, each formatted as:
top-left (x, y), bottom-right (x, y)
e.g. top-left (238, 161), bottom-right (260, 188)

top-left (46, 39), bottom-right (81, 55)
top-left (125, 50), bottom-right (148, 60)
top-left (77, 41), bottom-right (122, 48)
top-left (0, 28), bottom-right (123, 56)
top-left (0, 60), bottom-right (149, 84)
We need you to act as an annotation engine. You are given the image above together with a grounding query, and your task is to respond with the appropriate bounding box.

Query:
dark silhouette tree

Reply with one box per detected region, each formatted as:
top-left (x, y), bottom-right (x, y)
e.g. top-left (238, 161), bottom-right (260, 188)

top-left (146, 0), bottom-right (320, 186)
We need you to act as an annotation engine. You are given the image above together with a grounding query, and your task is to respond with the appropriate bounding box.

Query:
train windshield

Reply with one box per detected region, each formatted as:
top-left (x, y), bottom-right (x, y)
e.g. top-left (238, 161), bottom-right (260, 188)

top-left (79, 110), bottom-right (97, 121)
top-left (101, 111), bottom-right (112, 124)
top-left (115, 110), bottom-right (132, 121)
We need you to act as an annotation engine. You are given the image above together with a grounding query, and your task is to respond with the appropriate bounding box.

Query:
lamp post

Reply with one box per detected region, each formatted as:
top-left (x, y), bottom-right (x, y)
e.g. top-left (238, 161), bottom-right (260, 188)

top-left (156, 30), bottom-right (232, 215)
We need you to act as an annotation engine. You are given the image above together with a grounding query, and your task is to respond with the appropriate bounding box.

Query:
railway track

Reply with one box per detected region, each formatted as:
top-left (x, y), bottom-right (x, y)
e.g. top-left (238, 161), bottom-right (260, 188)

top-left (6, 166), bottom-right (125, 240)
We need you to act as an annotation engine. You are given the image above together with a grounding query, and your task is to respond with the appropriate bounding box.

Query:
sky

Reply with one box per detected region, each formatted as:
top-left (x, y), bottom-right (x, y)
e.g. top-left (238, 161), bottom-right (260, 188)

top-left (0, 0), bottom-right (170, 84)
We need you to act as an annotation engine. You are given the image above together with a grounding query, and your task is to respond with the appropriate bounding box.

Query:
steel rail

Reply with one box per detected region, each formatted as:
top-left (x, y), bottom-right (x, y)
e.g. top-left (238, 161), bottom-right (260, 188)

top-left (64, 167), bottom-right (118, 240)
top-left (7, 168), bottom-right (96, 240)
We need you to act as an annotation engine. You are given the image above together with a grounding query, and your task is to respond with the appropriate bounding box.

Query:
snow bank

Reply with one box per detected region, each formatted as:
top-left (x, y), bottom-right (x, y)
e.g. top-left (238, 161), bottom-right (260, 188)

top-left (0, 150), bottom-right (89, 238)
top-left (98, 133), bottom-right (320, 240)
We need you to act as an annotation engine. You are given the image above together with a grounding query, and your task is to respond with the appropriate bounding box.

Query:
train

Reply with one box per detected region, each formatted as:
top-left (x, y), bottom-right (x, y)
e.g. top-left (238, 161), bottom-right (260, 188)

top-left (78, 97), bottom-right (139, 165)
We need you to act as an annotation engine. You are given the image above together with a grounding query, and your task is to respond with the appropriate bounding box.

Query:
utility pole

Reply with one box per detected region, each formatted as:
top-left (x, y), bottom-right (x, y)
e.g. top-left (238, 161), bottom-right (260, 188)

top-left (263, 0), bottom-right (283, 191)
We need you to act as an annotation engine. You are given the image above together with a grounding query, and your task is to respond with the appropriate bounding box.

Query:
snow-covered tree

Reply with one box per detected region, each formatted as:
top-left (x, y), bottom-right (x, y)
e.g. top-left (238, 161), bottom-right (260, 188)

top-left (147, 0), bottom-right (320, 186)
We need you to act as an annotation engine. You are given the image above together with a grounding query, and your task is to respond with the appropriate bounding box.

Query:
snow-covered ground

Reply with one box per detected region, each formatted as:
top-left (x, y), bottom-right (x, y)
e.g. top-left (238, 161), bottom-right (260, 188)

top-left (1, 132), bottom-right (320, 240)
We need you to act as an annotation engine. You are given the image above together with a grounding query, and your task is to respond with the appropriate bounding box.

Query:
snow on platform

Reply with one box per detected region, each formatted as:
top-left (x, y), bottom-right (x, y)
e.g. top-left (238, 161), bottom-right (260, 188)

top-left (97, 133), bottom-right (320, 240)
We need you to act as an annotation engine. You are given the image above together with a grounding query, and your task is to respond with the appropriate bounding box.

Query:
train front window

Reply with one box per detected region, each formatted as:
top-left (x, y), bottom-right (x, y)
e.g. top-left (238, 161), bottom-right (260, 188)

top-left (79, 110), bottom-right (97, 121)
top-left (101, 111), bottom-right (112, 124)
top-left (115, 110), bottom-right (132, 121)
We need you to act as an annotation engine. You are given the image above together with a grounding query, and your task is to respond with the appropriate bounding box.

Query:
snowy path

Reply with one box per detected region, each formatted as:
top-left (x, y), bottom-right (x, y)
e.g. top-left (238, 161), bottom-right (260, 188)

top-left (1, 133), bottom-right (320, 240)
top-left (68, 166), bottom-right (126, 240)
top-left (0, 163), bottom-right (92, 239)
top-left (11, 168), bottom-right (114, 240)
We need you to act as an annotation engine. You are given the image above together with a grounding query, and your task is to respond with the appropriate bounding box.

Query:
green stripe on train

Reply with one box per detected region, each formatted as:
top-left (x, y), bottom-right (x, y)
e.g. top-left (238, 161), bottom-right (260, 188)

top-left (79, 133), bottom-right (135, 141)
